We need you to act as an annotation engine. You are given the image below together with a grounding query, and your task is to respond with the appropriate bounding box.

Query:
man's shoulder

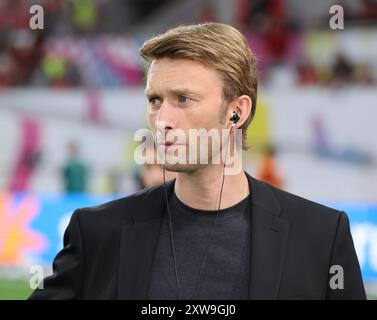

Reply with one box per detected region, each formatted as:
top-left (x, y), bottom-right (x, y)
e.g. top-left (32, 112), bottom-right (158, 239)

top-left (248, 173), bottom-right (343, 227)
top-left (249, 178), bottom-right (345, 243)
top-left (264, 181), bottom-right (343, 226)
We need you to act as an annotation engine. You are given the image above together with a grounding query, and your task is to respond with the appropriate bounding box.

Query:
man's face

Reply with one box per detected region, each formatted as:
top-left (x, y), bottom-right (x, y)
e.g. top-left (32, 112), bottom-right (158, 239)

top-left (145, 58), bottom-right (228, 172)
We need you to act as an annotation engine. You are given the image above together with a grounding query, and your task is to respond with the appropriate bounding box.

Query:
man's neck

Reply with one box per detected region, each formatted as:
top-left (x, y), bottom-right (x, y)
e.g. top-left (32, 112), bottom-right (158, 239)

top-left (174, 165), bottom-right (249, 211)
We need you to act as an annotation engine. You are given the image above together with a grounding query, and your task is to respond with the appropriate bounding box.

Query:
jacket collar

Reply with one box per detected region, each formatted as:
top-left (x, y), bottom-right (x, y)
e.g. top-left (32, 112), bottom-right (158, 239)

top-left (117, 171), bottom-right (289, 299)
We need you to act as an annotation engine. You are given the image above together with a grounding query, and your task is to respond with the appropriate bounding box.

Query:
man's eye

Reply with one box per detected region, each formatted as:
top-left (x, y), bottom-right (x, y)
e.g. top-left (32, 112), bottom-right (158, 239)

top-left (178, 95), bottom-right (191, 104)
top-left (149, 97), bottom-right (160, 106)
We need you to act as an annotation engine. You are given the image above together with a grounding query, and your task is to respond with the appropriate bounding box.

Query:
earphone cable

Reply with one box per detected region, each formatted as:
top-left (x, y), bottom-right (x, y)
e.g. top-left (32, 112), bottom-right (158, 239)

top-left (163, 167), bottom-right (181, 300)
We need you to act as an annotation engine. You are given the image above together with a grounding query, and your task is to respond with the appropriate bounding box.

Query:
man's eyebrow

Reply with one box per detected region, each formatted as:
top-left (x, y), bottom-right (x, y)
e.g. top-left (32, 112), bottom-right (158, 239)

top-left (144, 87), bottom-right (202, 98)
top-left (144, 88), bottom-right (155, 97)
top-left (169, 87), bottom-right (202, 98)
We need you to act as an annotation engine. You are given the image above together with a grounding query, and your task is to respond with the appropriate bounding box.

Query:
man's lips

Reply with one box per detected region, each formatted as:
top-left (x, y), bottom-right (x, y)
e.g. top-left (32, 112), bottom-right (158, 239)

top-left (158, 141), bottom-right (183, 146)
top-left (157, 141), bottom-right (185, 149)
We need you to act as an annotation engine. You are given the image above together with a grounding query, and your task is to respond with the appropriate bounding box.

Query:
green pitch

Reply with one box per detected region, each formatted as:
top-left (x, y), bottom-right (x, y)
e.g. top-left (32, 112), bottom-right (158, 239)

top-left (0, 278), bottom-right (32, 300)
top-left (0, 277), bottom-right (376, 300)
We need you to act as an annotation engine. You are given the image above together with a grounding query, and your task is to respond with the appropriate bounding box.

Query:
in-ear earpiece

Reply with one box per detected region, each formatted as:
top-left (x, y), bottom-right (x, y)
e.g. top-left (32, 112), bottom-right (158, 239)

top-left (230, 112), bottom-right (240, 124)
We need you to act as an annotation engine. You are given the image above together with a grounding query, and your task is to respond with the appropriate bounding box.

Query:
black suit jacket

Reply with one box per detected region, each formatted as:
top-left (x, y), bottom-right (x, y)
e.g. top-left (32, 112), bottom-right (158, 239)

top-left (29, 172), bottom-right (366, 300)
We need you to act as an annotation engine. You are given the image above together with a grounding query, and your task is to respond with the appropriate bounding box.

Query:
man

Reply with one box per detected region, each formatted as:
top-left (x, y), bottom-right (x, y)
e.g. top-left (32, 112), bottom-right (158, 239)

top-left (29, 23), bottom-right (366, 300)
top-left (62, 142), bottom-right (89, 193)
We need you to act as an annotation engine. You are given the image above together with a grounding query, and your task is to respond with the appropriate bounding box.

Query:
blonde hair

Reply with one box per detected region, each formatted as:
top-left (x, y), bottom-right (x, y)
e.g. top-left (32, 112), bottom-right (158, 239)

top-left (139, 22), bottom-right (258, 150)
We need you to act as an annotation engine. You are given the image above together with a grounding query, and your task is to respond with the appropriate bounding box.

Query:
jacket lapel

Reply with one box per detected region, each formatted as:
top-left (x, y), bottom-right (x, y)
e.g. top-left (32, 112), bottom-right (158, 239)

top-left (117, 217), bottom-right (163, 299)
top-left (247, 174), bottom-right (290, 299)
top-left (117, 182), bottom-right (174, 299)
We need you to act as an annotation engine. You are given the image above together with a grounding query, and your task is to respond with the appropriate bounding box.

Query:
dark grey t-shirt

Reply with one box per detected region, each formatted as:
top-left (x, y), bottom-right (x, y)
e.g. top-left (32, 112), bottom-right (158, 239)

top-left (148, 191), bottom-right (251, 300)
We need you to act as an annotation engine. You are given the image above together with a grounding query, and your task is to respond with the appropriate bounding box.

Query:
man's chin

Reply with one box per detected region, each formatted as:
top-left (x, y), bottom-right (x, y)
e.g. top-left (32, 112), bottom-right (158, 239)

top-left (161, 163), bottom-right (204, 173)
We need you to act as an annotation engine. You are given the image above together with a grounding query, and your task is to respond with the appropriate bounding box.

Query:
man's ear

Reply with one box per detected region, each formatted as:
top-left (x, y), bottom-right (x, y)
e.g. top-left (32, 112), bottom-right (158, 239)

top-left (231, 95), bottom-right (252, 127)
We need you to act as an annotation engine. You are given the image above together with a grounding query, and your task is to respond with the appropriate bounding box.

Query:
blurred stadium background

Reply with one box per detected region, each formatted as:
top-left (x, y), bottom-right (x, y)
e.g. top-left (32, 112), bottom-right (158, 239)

top-left (0, 0), bottom-right (377, 299)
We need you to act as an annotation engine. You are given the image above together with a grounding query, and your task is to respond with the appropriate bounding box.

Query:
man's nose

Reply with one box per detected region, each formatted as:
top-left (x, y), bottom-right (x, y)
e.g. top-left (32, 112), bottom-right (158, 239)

top-left (155, 102), bottom-right (176, 133)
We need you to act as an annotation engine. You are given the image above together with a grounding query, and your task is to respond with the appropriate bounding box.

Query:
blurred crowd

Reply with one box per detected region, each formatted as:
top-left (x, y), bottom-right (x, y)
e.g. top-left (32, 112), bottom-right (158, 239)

top-left (0, 0), bottom-right (376, 89)
top-left (296, 53), bottom-right (375, 87)
top-left (0, 0), bottom-right (171, 87)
